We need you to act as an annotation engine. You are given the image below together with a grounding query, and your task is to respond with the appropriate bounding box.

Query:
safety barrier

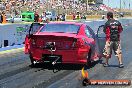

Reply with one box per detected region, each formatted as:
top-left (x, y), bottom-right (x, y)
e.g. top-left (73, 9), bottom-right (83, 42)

top-left (86, 15), bottom-right (102, 20)
top-left (66, 15), bottom-right (102, 20)
top-left (0, 23), bottom-right (31, 48)
top-left (66, 15), bottom-right (73, 20)
top-left (0, 18), bottom-right (132, 48)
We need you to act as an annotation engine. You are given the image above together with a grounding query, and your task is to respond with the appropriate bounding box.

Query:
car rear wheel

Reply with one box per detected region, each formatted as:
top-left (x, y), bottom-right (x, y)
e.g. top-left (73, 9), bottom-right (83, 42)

top-left (29, 54), bottom-right (36, 67)
top-left (87, 49), bottom-right (92, 67)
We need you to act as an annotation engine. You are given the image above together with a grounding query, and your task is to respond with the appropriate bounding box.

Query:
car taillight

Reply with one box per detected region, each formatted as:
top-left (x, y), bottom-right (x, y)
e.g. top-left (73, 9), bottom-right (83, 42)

top-left (72, 38), bottom-right (85, 48)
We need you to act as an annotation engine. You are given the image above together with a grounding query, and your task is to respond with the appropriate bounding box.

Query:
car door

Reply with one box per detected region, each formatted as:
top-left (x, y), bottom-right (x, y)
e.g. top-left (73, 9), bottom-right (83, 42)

top-left (85, 26), bottom-right (96, 39)
top-left (85, 25), bottom-right (96, 60)
top-left (85, 25), bottom-right (95, 44)
top-left (96, 25), bottom-right (106, 58)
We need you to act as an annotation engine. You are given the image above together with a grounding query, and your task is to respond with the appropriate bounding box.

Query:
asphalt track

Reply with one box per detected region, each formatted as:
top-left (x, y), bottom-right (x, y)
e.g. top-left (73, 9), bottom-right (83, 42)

top-left (0, 24), bottom-right (132, 88)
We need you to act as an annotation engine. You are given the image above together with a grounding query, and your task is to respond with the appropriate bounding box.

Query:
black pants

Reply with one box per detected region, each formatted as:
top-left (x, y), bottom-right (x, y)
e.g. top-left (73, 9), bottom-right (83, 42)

top-left (0, 16), bottom-right (3, 23)
top-left (34, 18), bottom-right (39, 22)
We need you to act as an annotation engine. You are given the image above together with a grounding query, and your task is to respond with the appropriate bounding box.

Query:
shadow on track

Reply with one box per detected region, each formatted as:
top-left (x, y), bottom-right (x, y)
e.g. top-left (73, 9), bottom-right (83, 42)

top-left (99, 59), bottom-right (120, 67)
top-left (29, 60), bottom-right (101, 72)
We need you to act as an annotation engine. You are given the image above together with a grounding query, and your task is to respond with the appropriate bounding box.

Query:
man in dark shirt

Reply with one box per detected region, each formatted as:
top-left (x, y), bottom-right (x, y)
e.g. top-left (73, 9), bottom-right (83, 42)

top-left (103, 12), bottom-right (124, 68)
top-left (34, 12), bottom-right (39, 22)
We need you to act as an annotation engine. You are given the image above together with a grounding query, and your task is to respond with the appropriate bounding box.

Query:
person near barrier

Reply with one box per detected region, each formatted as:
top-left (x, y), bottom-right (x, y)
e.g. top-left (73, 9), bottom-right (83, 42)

top-left (56, 15), bottom-right (59, 21)
top-left (34, 12), bottom-right (39, 22)
top-left (41, 12), bottom-right (46, 22)
top-left (76, 11), bottom-right (80, 20)
top-left (2, 12), bottom-right (6, 24)
top-left (103, 12), bottom-right (124, 68)
top-left (0, 12), bottom-right (3, 23)
top-left (62, 13), bottom-right (65, 21)
top-left (73, 14), bottom-right (76, 20)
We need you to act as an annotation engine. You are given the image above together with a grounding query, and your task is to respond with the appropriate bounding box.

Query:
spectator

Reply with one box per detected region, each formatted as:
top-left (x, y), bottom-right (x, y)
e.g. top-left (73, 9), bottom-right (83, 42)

top-left (81, 14), bottom-right (86, 20)
top-left (0, 12), bottom-right (3, 23)
top-left (62, 13), bottom-right (65, 21)
top-left (57, 15), bottom-right (59, 21)
top-left (14, 10), bottom-right (18, 16)
top-left (22, 0), bottom-right (25, 5)
top-left (34, 12), bottom-right (39, 22)
top-left (102, 14), bottom-right (105, 19)
top-left (59, 14), bottom-right (62, 21)
top-left (73, 14), bottom-right (76, 20)
top-left (41, 12), bottom-right (46, 22)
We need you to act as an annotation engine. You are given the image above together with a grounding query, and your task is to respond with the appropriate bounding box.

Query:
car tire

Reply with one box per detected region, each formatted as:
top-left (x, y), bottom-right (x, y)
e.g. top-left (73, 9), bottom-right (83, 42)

top-left (29, 54), bottom-right (36, 67)
top-left (87, 49), bottom-right (92, 67)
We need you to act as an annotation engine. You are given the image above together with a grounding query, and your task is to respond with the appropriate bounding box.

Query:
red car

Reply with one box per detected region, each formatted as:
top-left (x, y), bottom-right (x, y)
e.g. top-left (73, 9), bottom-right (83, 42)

top-left (24, 22), bottom-right (105, 66)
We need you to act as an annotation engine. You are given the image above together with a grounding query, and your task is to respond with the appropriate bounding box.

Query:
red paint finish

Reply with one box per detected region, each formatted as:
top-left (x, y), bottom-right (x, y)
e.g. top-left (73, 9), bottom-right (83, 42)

top-left (25, 22), bottom-right (98, 65)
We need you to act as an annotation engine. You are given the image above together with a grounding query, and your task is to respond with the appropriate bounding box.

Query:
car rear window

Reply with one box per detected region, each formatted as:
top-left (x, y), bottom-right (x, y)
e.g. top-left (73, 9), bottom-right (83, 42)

top-left (40, 24), bottom-right (80, 34)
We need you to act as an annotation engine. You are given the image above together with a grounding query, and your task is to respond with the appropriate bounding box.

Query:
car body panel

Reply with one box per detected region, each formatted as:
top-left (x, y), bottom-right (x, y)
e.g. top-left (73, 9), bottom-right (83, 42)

top-left (25, 22), bottom-right (105, 65)
top-left (96, 25), bottom-right (106, 57)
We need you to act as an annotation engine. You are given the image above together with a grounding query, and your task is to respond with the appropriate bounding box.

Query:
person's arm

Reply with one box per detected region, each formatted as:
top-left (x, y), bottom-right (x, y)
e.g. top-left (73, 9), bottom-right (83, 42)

top-left (118, 22), bottom-right (123, 33)
top-left (1, 15), bottom-right (3, 23)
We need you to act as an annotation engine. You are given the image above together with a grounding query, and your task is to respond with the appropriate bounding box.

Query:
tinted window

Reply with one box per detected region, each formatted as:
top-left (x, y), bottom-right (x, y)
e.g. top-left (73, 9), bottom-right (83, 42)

top-left (85, 26), bottom-right (95, 38)
top-left (40, 24), bottom-right (80, 34)
top-left (30, 23), bottom-right (42, 34)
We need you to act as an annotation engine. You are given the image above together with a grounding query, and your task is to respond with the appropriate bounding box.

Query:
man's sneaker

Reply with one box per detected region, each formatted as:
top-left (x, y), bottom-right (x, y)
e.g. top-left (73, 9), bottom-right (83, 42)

top-left (119, 64), bottom-right (124, 68)
top-left (103, 63), bottom-right (109, 67)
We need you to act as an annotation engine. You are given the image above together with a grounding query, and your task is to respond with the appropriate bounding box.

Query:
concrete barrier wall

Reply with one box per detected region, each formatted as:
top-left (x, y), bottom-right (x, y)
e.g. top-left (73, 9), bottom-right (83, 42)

top-left (66, 15), bottom-right (102, 20)
top-left (0, 18), bottom-right (132, 48)
top-left (66, 15), bottom-right (74, 20)
top-left (0, 24), bottom-right (31, 48)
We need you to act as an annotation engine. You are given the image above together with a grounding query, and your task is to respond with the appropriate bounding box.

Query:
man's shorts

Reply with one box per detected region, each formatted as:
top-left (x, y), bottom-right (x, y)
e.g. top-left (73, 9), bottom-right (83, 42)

top-left (103, 41), bottom-right (122, 58)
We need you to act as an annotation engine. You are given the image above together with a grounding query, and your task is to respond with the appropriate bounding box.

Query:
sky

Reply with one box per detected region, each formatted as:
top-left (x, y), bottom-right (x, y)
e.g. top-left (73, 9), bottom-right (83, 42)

top-left (103, 0), bottom-right (132, 9)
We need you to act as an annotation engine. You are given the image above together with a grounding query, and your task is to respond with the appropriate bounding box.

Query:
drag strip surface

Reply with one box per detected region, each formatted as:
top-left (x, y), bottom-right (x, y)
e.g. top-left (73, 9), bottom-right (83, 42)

top-left (0, 50), bottom-right (82, 88)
